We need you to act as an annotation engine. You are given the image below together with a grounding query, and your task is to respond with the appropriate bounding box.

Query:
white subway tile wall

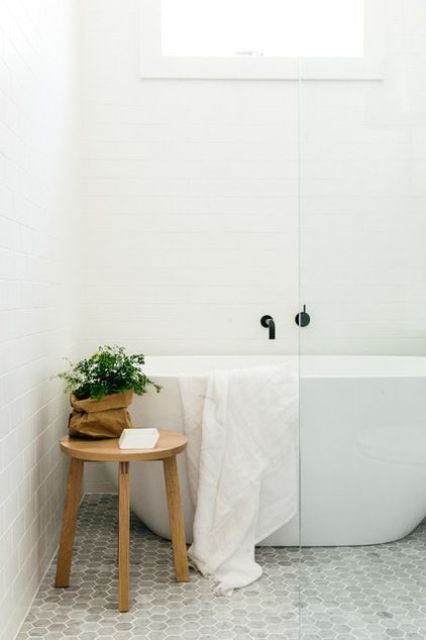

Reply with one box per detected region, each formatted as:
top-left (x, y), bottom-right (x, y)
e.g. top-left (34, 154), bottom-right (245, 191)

top-left (300, 2), bottom-right (426, 355)
top-left (80, 0), bottom-right (426, 358)
top-left (0, 1), bottom-right (78, 638)
top-left (79, 0), bottom-right (300, 357)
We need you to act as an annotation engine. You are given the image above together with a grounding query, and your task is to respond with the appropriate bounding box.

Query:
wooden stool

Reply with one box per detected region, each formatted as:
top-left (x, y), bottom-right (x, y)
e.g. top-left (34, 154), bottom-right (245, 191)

top-left (54, 431), bottom-right (189, 612)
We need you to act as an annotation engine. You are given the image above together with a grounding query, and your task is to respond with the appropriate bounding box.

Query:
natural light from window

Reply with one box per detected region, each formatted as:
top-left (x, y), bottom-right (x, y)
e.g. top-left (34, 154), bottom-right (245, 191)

top-left (161, 0), bottom-right (364, 58)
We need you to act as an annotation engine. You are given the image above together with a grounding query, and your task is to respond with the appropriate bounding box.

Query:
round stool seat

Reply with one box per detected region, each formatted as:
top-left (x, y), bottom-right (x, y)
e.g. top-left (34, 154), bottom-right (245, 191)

top-left (60, 430), bottom-right (187, 461)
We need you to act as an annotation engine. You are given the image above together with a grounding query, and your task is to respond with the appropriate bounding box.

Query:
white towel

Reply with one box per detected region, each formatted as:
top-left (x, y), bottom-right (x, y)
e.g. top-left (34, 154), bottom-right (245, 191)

top-left (179, 365), bottom-right (298, 594)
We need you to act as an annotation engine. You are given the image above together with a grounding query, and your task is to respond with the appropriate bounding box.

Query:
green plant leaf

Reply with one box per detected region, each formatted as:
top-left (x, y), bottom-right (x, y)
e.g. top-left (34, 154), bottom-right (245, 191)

top-left (55, 345), bottom-right (161, 400)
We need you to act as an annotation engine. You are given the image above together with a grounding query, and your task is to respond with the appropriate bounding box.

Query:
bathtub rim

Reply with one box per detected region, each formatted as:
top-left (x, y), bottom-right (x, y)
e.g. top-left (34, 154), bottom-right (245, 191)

top-left (141, 354), bottom-right (426, 380)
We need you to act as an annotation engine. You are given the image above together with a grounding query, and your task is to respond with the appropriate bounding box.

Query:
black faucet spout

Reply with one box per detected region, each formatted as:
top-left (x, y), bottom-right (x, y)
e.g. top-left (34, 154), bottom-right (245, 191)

top-left (260, 315), bottom-right (276, 340)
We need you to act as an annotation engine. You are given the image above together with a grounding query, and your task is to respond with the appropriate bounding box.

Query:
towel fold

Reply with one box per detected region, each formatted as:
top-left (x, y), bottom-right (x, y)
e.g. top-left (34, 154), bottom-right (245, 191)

top-left (179, 364), bottom-right (298, 594)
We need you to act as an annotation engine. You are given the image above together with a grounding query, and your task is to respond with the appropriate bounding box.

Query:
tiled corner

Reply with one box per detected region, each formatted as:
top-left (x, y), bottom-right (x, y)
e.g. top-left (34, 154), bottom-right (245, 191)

top-left (16, 495), bottom-right (300, 640)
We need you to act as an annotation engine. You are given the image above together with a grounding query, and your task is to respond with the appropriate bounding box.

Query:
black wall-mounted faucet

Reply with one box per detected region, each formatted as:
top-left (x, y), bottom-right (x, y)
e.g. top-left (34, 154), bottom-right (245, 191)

top-left (260, 315), bottom-right (276, 340)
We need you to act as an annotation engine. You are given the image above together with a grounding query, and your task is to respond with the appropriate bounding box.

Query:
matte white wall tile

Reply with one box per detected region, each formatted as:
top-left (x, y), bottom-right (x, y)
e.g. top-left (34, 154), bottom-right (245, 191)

top-left (0, 1), bottom-right (79, 638)
top-left (79, 0), bottom-right (426, 364)
top-left (78, 0), bottom-right (300, 359)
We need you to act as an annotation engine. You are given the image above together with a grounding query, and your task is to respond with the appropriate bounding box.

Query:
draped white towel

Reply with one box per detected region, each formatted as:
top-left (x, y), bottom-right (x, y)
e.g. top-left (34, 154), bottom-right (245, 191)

top-left (179, 365), bottom-right (298, 594)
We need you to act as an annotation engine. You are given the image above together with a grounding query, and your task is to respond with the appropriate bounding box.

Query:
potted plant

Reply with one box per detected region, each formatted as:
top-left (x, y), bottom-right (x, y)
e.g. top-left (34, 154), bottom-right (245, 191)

top-left (56, 345), bottom-right (161, 439)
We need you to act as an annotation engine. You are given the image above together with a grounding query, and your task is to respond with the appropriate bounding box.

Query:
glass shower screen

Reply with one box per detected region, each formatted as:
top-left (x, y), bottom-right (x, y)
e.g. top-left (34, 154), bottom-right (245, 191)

top-left (298, 0), bottom-right (426, 637)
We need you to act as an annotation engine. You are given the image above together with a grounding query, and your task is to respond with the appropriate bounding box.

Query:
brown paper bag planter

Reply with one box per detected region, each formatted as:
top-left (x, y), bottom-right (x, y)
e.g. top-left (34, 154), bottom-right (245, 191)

top-left (68, 390), bottom-right (134, 439)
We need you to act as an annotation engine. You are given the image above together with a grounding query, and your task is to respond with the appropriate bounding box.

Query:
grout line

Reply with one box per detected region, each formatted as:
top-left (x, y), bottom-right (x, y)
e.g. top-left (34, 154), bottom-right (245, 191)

top-left (12, 492), bottom-right (86, 640)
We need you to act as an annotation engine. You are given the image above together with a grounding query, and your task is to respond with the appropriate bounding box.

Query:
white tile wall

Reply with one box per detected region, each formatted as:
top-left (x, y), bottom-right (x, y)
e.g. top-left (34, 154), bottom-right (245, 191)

top-left (0, 1), bottom-right (78, 638)
top-left (300, 0), bottom-right (426, 355)
top-left (78, 0), bottom-right (300, 357)
top-left (79, 0), bottom-right (426, 359)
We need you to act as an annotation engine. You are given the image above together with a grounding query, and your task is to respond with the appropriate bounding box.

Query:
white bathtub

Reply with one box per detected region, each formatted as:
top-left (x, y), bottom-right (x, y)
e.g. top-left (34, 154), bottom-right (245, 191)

top-left (105, 355), bottom-right (426, 546)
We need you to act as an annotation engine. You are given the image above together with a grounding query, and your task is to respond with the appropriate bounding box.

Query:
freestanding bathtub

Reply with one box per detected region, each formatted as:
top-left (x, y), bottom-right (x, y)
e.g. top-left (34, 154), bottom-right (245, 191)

top-left (104, 355), bottom-right (426, 546)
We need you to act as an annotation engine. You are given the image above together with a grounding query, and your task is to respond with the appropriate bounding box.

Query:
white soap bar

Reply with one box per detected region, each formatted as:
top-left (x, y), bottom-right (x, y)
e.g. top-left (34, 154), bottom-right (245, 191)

top-left (118, 428), bottom-right (160, 450)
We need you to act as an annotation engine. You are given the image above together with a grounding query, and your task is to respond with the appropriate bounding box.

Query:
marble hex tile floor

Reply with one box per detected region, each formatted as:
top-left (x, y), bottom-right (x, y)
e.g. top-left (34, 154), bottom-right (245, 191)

top-left (17, 495), bottom-right (426, 640)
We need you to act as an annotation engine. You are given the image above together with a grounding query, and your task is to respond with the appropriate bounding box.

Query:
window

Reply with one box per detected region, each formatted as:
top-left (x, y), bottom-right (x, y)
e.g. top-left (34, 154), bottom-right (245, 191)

top-left (140, 0), bottom-right (384, 79)
top-left (161, 0), bottom-right (364, 59)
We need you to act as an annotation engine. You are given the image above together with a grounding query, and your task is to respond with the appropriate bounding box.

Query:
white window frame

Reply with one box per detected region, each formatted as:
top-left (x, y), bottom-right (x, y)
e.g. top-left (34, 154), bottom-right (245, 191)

top-left (139, 0), bottom-right (384, 80)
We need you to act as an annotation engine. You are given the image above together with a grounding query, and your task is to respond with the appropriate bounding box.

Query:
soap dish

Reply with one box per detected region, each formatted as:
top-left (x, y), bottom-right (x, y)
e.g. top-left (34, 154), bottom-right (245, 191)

top-left (118, 428), bottom-right (160, 450)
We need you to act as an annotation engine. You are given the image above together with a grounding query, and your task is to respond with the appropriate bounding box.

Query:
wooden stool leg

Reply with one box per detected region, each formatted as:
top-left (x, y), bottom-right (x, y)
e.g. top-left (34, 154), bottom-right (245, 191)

top-left (163, 456), bottom-right (189, 582)
top-left (118, 461), bottom-right (130, 612)
top-left (55, 458), bottom-right (84, 588)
